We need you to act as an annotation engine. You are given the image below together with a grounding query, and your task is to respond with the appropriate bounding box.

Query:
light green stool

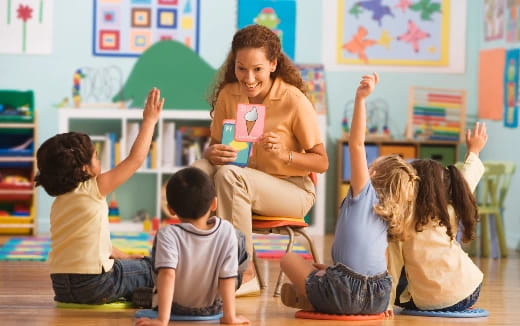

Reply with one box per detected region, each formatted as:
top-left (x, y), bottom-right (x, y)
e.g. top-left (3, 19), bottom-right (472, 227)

top-left (475, 161), bottom-right (516, 258)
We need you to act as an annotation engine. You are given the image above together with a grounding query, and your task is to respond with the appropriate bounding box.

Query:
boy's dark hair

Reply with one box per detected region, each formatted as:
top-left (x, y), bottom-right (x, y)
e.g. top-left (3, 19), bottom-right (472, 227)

top-left (166, 167), bottom-right (216, 219)
top-left (35, 132), bottom-right (94, 197)
top-left (411, 159), bottom-right (478, 242)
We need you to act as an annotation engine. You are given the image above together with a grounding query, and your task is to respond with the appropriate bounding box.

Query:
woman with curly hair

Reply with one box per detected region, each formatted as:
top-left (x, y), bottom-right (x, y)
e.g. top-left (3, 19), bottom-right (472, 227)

top-left (193, 24), bottom-right (328, 296)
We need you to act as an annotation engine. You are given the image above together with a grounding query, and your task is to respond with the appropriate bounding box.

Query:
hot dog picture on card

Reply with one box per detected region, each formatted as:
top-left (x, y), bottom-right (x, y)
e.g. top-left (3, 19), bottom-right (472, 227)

top-left (234, 104), bottom-right (265, 142)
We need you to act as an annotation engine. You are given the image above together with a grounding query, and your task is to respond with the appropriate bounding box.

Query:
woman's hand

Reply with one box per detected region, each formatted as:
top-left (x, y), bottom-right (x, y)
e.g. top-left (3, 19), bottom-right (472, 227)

top-left (204, 143), bottom-right (238, 165)
top-left (260, 132), bottom-right (289, 162)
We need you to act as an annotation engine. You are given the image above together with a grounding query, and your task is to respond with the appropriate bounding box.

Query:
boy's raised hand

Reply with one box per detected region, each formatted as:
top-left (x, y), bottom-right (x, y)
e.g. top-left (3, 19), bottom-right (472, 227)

top-left (466, 121), bottom-right (488, 155)
top-left (356, 72), bottom-right (379, 99)
top-left (143, 87), bottom-right (164, 123)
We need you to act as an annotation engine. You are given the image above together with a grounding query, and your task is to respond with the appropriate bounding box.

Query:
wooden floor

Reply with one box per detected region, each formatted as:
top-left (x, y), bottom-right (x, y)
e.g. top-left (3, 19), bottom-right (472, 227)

top-left (0, 235), bottom-right (519, 325)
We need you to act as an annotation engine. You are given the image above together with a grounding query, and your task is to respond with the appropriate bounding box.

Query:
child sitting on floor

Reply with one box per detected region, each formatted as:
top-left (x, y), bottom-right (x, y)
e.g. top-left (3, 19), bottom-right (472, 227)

top-left (35, 88), bottom-right (163, 304)
top-left (279, 73), bottom-right (418, 317)
top-left (135, 167), bottom-right (250, 326)
top-left (388, 122), bottom-right (488, 312)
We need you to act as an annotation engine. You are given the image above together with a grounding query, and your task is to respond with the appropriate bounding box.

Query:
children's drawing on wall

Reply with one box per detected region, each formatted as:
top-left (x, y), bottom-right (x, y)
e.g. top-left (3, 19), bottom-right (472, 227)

top-left (237, 0), bottom-right (296, 60)
top-left (0, 0), bottom-right (53, 54)
top-left (297, 64), bottom-right (327, 115)
top-left (504, 49), bottom-right (519, 128)
top-left (484, 0), bottom-right (505, 41)
top-left (340, 0), bottom-right (447, 65)
top-left (93, 0), bottom-right (200, 57)
top-left (323, 0), bottom-right (466, 72)
top-left (506, 0), bottom-right (520, 42)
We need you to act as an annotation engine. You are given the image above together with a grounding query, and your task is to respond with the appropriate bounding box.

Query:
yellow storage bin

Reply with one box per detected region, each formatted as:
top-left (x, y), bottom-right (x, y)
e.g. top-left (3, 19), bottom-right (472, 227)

top-left (0, 216), bottom-right (34, 235)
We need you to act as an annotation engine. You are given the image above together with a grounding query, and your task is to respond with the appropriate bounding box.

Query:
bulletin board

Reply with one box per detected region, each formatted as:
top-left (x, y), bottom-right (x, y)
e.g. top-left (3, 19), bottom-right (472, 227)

top-left (323, 0), bottom-right (466, 72)
top-left (407, 87), bottom-right (466, 142)
top-left (93, 0), bottom-right (200, 57)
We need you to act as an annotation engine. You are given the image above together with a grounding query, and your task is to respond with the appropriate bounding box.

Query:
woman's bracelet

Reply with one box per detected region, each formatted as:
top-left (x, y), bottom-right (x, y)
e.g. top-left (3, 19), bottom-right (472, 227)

top-left (287, 151), bottom-right (293, 164)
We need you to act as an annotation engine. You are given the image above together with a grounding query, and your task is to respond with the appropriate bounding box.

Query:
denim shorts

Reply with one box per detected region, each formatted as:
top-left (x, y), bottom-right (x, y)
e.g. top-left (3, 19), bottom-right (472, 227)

top-left (305, 263), bottom-right (391, 315)
top-left (50, 257), bottom-right (154, 304)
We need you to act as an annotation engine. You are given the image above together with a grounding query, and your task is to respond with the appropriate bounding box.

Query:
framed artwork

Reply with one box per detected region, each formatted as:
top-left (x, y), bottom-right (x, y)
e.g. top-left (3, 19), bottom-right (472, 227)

top-left (93, 0), bottom-right (200, 57)
top-left (407, 87), bottom-right (466, 142)
top-left (237, 0), bottom-right (296, 60)
top-left (323, 0), bottom-right (466, 72)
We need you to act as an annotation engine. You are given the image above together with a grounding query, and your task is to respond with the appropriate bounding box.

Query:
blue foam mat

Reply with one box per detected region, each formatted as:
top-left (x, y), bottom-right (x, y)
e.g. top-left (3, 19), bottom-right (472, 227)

top-left (400, 307), bottom-right (489, 318)
top-left (135, 309), bottom-right (223, 321)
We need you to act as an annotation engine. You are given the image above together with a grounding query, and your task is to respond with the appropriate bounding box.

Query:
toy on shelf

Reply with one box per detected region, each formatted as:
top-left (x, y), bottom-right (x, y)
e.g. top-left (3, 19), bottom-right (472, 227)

top-left (108, 194), bottom-right (121, 223)
top-left (342, 98), bottom-right (391, 140)
top-left (72, 69), bottom-right (85, 108)
top-left (406, 87), bottom-right (466, 142)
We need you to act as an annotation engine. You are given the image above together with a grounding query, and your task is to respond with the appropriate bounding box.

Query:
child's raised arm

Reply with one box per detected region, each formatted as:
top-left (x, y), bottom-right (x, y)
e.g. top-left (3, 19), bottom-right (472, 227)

top-left (465, 121), bottom-right (488, 157)
top-left (97, 88), bottom-right (164, 196)
top-left (349, 73), bottom-right (378, 196)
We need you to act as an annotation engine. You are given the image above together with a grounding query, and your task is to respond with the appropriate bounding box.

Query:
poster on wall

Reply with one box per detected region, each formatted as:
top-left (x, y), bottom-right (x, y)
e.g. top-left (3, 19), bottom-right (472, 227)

top-left (296, 64), bottom-right (327, 115)
top-left (93, 0), bottom-right (200, 57)
top-left (484, 0), bottom-right (505, 41)
top-left (504, 49), bottom-right (519, 128)
top-left (506, 0), bottom-right (520, 42)
top-left (0, 0), bottom-right (53, 54)
top-left (237, 0), bottom-right (296, 60)
top-left (322, 0), bottom-right (466, 72)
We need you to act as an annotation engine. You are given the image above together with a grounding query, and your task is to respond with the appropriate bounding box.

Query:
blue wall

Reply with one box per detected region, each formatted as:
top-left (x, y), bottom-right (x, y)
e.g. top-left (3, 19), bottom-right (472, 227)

top-left (1, 0), bottom-right (518, 249)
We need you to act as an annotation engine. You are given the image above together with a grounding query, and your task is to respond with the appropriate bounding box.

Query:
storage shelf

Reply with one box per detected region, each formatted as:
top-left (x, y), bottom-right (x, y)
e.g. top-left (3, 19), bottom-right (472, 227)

top-left (59, 108), bottom-right (327, 235)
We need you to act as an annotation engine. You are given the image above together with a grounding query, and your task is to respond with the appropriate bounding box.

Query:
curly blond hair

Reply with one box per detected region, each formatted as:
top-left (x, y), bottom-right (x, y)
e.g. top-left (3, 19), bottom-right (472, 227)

top-left (369, 155), bottom-right (418, 240)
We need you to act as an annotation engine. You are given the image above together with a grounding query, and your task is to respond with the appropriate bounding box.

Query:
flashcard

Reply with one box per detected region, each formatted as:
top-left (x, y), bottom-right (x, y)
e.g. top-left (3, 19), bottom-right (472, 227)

top-left (235, 104), bottom-right (265, 142)
top-left (221, 119), bottom-right (251, 167)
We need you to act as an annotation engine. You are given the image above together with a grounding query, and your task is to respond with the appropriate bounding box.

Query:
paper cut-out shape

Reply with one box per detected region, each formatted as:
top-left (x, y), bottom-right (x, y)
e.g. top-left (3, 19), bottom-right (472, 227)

top-left (235, 104), bottom-right (265, 142)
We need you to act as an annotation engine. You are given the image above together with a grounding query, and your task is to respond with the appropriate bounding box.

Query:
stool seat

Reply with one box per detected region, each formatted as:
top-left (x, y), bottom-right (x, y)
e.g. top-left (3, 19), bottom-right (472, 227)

top-left (252, 214), bottom-right (319, 297)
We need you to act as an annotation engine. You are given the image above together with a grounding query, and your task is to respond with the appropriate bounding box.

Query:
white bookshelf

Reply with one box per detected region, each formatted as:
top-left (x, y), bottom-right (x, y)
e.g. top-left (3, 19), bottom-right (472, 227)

top-left (58, 108), bottom-right (326, 235)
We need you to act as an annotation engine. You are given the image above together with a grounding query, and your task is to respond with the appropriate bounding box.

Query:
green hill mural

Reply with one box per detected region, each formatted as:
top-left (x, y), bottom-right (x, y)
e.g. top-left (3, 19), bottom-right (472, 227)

top-left (113, 41), bottom-right (217, 110)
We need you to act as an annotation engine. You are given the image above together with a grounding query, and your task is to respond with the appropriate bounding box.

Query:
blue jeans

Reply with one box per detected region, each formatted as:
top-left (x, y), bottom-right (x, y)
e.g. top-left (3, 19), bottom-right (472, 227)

top-left (50, 257), bottom-right (154, 304)
top-left (395, 267), bottom-right (482, 311)
top-left (305, 263), bottom-right (391, 315)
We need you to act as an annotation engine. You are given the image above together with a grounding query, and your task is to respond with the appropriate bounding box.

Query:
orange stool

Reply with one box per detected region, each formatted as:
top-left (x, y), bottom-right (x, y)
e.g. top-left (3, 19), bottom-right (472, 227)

top-left (252, 215), bottom-right (320, 297)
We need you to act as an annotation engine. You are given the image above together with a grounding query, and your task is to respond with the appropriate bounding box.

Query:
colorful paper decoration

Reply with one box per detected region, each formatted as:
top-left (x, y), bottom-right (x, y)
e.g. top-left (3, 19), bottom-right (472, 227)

top-left (478, 48), bottom-right (505, 121)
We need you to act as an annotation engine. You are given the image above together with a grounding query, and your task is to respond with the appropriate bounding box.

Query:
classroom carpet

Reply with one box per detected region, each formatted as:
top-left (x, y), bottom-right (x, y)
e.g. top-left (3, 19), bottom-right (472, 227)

top-left (0, 232), bottom-right (154, 261)
top-left (0, 233), bottom-right (311, 261)
top-left (252, 234), bottom-right (312, 260)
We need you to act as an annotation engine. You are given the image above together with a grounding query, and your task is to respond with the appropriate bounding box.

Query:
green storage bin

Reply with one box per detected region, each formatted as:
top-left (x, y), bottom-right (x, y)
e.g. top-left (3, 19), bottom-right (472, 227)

top-left (0, 90), bottom-right (34, 122)
top-left (419, 145), bottom-right (456, 166)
